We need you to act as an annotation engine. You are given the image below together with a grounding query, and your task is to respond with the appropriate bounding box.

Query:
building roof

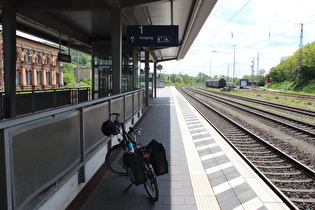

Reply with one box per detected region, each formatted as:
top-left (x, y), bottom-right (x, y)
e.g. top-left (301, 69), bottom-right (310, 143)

top-left (0, 0), bottom-right (217, 62)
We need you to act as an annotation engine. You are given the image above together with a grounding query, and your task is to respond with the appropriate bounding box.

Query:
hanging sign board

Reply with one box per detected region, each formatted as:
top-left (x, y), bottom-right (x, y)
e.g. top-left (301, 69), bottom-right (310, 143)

top-left (127, 25), bottom-right (179, 47)
top-left (58, 53), bottom-right (71, 63)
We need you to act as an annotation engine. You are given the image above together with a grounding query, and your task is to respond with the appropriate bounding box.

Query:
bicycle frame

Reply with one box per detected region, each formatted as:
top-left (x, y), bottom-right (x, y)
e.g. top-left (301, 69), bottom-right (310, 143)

top-left (105, 113), bottom-right (159, 201)
top-left (110, 113), bottom-right (138, 150)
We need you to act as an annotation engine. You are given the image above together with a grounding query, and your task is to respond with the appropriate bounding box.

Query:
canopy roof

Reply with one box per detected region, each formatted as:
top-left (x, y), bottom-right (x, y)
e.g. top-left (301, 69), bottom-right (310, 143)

top-left (0, 0), bottom-right (217, 62)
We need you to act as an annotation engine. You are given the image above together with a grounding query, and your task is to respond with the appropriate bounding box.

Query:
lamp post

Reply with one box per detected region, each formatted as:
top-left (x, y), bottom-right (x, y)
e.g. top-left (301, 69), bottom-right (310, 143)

top-left (232, 45), bottom-right (236, 91)
top-left (211, 50), bottom-right (232, 83)
top-left (209, 59), bottom-right (212, 79)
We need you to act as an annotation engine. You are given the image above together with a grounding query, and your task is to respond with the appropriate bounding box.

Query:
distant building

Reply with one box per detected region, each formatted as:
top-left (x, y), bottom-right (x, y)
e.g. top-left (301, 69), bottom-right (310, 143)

top-left (73, 67), bottom-right (91, 83)
top-left (265, 75), bottom-right (271, 85)
top-left (0, 36), bottom-right (64, 91)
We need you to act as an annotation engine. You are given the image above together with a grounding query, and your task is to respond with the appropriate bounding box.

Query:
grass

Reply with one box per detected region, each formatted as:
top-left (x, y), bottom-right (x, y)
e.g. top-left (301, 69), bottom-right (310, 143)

top-left (203, 86), bottom-right (315, 111)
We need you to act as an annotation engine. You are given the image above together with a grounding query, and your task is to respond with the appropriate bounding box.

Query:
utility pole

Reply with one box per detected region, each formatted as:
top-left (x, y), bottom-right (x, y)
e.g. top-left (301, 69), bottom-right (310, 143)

top-left (233, 45), bottom-right (236, 91)
top-left (251, 58), bottom-right (255, 82)
top-left (227, 64), bottom-right (229, 83)
top-left (257, 53), bottom-right (259, 86)
top-left (296, 23), bottom-right (303, 88)
top-left (209, 60), bottom-right (212, 79)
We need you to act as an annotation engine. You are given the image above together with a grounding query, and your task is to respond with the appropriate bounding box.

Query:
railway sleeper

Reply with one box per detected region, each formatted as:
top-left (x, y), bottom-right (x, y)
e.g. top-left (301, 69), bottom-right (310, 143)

top-left (289, 197), bottom-right (315, 203)
top-left (271, 178), bottom-right (313, 183)
top-left (231, 139), bottom-right (254, 143)
top-left (258, 165), bottom-right (292, 169)
top-left (244, 151), bottom-right (273, 154)
top-left (229, 133), bottom-right (246, 136)
top-left (251, 159), bottom-right (284, 164)
top-left (263, 171), bottom-right (302, 176)
top-left (237, 146), bottom-right (266, 150)
top-left (246, 155), bottom-right (278, 159)
top-left (233, 141), bottom-right (260, 144)
top-left (243, 153), bottom-right (276, 157)
top-left (279, 188), bottom-right (315, 193)
top-left (232, 141), bottom-right (257, 144)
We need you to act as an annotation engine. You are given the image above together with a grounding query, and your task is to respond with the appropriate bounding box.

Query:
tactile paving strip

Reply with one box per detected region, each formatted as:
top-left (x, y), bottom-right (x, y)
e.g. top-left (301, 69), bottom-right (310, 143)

top-left (172, 88), bottom-right (269, 210)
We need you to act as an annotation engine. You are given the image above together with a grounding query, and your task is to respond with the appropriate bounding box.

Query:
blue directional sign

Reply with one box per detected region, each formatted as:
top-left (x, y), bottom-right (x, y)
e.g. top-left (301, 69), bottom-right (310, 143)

top-left (127, 25), bottom-right (179, 47)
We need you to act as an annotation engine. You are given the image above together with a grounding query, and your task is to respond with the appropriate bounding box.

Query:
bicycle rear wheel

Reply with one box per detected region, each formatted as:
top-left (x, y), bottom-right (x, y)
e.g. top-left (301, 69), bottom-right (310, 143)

top-left (143, 163), bottom-right (159, 202)
top-left (105, 144), bottom-right (128, 176)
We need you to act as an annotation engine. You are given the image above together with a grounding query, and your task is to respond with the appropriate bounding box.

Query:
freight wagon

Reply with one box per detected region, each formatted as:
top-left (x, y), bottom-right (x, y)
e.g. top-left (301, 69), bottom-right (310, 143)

top-left (205, 79), bottom-right (226, 88)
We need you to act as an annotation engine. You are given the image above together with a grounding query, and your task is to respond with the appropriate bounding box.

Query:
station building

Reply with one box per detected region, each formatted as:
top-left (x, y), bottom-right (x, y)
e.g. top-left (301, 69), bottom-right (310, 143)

top-left (0, 36), bottom-right (64, 91)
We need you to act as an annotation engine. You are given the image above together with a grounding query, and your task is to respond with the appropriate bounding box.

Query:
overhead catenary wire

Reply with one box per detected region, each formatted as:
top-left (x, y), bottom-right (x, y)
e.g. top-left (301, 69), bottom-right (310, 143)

top-left (249, 18), bottom-right (315, 48)
top-left (209, 0), bottom-right (252, 41)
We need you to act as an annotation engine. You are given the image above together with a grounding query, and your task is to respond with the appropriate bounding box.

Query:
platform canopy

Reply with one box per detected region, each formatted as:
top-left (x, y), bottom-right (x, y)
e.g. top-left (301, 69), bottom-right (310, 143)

top-left (0, 0), bottom-right (217, 62)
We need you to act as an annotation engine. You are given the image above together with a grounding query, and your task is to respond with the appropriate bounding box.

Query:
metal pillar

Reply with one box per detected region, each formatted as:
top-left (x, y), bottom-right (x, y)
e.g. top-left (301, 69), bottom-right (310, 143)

top-left (145, 51), bottom-right (149, 106)
top-left (3, 7), bottom-right (17, 118)
top-left (153, 62), bottom-right (157, 98)
top-left (133, 49), bottom-right (137, 90)
top-left (111, 8), bottom-right (122, 95)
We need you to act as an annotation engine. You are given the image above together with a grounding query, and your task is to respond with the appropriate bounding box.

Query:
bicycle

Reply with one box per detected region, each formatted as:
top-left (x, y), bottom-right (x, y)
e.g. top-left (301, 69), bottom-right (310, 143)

top-left (102, 113), bottom-right (159, 202)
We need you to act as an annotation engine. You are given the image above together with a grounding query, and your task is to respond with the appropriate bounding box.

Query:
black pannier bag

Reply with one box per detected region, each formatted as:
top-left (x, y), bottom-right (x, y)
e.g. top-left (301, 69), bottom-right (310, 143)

top-left (123, 153), bottom-right (146, 186)
top-left (101, 119), bottom-right (119, 136)
top-left (147, 139), bottom-right (168, 176)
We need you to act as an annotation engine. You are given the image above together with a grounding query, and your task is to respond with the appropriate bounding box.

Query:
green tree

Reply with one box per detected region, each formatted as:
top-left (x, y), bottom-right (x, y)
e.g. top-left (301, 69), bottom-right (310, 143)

top-left (181, 74), bottom-right (191, 84)
top-left (63, 71), bottom-right (76, 86)
top-left (63, 63), bottom-right (76, 86)
top-left (268, 41), bottom-right (315, 86)
top-left (195, 72), bottom-right (208, 84)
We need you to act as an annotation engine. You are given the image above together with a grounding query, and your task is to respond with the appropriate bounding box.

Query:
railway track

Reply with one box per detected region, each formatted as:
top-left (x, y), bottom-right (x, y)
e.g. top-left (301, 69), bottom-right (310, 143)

top-left (187, 86), bottom-right (315, 147)
top-left (177, 86), bottom-right (315, 209)
top-left (194, 86), bottom-right (315, 119)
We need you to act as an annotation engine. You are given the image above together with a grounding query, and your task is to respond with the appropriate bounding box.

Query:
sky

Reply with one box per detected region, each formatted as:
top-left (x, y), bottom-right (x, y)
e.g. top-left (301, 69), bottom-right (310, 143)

top-left (159, 0), bottom-right (315, 78)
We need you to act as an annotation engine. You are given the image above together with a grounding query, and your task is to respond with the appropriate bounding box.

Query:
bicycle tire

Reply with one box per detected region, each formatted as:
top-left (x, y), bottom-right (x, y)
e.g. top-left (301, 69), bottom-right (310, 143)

top-left (143, 162), bottom-right (159, 202)
top-left (105, 144), bottom-right (128, 176)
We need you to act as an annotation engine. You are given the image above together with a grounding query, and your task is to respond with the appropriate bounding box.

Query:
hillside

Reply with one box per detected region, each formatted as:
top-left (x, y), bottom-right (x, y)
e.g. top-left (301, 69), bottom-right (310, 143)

top-left (267, 42), bottom-right (315, 94)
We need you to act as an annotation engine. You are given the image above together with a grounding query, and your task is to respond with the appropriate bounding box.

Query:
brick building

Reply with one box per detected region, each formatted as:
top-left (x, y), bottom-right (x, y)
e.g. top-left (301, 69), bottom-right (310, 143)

top-left (0, 36), bottom-right (64, 91)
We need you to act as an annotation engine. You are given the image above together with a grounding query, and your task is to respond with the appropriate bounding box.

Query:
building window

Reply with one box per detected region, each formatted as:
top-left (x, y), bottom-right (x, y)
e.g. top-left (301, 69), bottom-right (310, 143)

top-left (16, 69), bottom-right (20, 85)
top-left (37, 71), bottom-right (41, 85)
top-left (35, 55), bottom-right (39, 64)
top-left (46, 72), bottom-right (50, 85)
top-left (45, 57), bottom-right (48, 65)
top-left (57, 73), bottom-right (60, 86)
top-left (24, 53), bottom-right (29, 62)
top-left (54, 59), bottom-right (57, 66)
top-left (27, 70), bottom-right (32, 86)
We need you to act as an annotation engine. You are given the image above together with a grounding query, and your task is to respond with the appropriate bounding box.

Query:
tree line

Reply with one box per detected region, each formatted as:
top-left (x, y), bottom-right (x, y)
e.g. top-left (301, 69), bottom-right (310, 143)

top-left (267, 41), bottom-right (315, 93)
top-left (159, 71), bottom-right (267, 87)
top-left (60, 40), bottom-right (315, 94)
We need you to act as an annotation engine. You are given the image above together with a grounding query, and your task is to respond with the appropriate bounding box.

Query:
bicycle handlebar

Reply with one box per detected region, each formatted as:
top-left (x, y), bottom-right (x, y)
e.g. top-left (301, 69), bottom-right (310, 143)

top-left (110, 113), bottom-right (121, 124)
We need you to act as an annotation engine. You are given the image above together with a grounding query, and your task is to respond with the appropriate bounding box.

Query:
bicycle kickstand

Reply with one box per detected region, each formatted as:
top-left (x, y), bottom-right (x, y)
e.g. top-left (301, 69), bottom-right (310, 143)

top-left (124, 182), bottom-right (133, 192)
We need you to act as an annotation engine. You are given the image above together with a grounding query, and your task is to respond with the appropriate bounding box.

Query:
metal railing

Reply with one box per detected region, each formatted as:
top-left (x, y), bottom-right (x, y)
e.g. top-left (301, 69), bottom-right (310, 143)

top-left (0, 87), bottom-right (91, 119)
top-left (0, 88), bottom-right (144, 210)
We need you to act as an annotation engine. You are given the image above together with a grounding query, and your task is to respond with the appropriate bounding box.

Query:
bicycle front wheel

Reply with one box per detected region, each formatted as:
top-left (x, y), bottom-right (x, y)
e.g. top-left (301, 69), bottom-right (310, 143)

top-left (105, 144), bottom-right (128, 176)
top-left (143, 163), bottom-right (159, 202)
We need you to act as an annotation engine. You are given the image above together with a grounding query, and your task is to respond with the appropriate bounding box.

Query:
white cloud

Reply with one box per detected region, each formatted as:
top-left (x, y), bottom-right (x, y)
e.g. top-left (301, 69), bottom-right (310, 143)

top-left (160, 0), bottom-right (315, 78)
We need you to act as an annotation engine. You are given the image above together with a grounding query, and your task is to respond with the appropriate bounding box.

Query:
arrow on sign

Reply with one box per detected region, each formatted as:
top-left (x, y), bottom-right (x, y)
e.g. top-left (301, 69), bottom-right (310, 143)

top-left (130, 36), bottom-right (135, 43)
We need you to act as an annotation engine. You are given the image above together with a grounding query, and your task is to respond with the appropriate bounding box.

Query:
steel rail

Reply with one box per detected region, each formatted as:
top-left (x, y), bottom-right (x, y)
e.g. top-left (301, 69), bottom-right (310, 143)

top-left (178, 87), bottom-right (315, 209)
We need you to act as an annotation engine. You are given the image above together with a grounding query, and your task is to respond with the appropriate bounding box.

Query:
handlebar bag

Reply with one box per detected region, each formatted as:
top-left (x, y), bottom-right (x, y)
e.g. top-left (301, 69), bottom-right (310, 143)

top-left (101, 119), bottom-right (119, 136)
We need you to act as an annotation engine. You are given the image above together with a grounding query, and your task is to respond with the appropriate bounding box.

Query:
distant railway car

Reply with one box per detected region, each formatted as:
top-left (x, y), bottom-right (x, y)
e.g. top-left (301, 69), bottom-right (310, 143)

top-left (205, 79), bottom-right (226, 88)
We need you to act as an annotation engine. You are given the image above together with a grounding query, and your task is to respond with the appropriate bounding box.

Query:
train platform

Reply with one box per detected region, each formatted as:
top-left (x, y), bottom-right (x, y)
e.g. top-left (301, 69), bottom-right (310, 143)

top-left (72, 86), bottom-right (290, 210)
